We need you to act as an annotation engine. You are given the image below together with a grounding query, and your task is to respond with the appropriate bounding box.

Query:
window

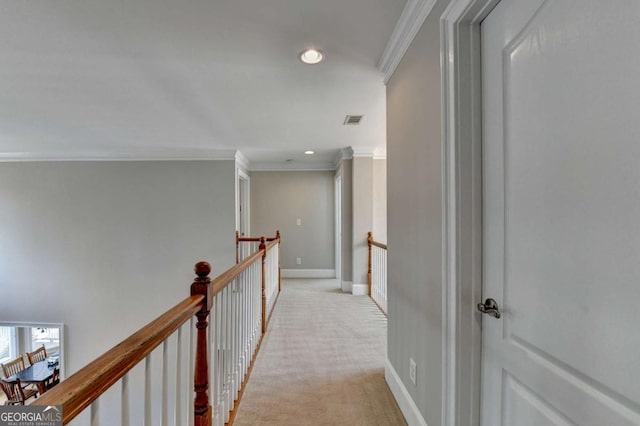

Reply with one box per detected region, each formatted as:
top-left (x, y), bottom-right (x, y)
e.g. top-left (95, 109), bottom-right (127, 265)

top-left (30, 327), bottom-right (60, 356)
top-left (0, 326), bottom-right (17, 364)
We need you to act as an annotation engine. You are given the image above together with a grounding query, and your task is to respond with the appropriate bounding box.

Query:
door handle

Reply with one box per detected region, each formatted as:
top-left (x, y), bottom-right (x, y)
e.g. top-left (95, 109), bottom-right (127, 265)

top-left (477, 298), bottom-right (501, 318)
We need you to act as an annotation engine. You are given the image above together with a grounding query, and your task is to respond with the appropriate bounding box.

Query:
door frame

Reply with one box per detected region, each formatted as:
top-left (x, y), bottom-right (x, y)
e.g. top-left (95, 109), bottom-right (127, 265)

top-left (439, 0), bottom-right (499, 425)
top-left (236, 167), bottom-right (250, 237)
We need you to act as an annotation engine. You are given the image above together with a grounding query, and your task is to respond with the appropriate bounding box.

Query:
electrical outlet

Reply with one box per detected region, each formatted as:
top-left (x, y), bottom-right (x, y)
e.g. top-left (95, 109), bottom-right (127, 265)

top-left (409, 358), bottom-right (417, 385)
top-left (296, 257), bottom-right (302, 265)
top-left (296, 218), bottom-right (302, 226)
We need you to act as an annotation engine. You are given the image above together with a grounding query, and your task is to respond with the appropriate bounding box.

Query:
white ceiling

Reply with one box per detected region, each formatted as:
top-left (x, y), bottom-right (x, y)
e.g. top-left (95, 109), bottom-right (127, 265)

top-left (0, 0), bottom-right (407, 168)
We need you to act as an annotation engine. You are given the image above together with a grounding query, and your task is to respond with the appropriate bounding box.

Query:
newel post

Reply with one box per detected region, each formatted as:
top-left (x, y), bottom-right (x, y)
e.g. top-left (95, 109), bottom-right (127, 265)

top-left (259, 237), bottom-right (267, 334)
top-left (367, 232), bottom-right (373, 297)
top-left (191, 261), bottom-right (213, 426)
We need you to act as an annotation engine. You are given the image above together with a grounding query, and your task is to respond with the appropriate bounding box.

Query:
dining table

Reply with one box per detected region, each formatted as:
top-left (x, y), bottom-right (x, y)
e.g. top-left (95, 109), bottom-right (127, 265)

top-left (5, 360), bottom-right (57, 395)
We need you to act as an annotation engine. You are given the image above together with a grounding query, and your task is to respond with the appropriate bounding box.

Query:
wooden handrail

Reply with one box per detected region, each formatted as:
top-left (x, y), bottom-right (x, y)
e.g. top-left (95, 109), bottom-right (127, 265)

top-left (236, 231), bottom-right (280, 243)
top-left (368, 232), bottom-right (387, 250)
top-left (237, 236), bottom-right (261, 242)
top-left (35, 294), bottom-right (205, 422)
top-left (236, 230), bottom-right (281, 263)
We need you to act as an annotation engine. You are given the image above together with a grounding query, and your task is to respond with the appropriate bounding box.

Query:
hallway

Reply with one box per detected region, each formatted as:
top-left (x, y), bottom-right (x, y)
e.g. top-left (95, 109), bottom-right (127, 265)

top-left (234, 279), bottom-right (406, 425)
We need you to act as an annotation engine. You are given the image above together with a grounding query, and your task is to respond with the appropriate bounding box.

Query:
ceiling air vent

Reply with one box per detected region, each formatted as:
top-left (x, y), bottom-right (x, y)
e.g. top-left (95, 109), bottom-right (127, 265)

top-left (343, 115), bottom-right (364, 125)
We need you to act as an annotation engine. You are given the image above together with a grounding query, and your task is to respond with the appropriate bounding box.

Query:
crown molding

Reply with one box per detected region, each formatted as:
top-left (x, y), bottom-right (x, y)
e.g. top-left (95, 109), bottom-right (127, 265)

top-left (351, 147), bottom-right (376, 158)
top-left (234, 150), bottom-right (250, 170)
top-left (333, 147), bottom-right (354, 169)
top-left (0, 147), bottom-right (377, 169)
top-left (0, 148), bottom-right (240, 162)
top-left (378, 0), bottom-right (437, 84)
top-left (373, 147), bottom-right (387, 160)
top-left (248, 161), bottom-right (336, 172)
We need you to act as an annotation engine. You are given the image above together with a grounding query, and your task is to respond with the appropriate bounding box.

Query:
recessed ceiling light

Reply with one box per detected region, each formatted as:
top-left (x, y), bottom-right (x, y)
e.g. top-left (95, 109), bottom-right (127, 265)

top-left (304, 150), bottom-right (314, 155)
top-left (300, 49), bottom-right (324, 65)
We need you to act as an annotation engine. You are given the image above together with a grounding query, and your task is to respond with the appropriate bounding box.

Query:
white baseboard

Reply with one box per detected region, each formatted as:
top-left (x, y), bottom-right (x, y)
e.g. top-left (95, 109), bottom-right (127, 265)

top-left (352, 283), bottom-right (369, 296)
top-left (341, 281), bottom-right (353, 293)
top-left (385, 359), bottom-right (429, 426)
top-left (281, 269), bottom-right (335, 279)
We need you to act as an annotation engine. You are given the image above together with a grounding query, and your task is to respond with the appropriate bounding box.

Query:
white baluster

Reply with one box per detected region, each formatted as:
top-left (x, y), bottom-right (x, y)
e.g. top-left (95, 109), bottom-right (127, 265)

top-left (121, 374), bottom-right (130, 426)
top-left (90, 399), bottom-right (99, 426)
top-left (242, 270), bottom-right (248, 382)
top-left (213, 292), bottom-right (222, 426)
top-left (233, 278), bottom-right (239, 400)
top-left (175, 327), bottom-right (182, 426)
top-left (189, 318), bottom-right (195, 426)
top-left (224, 286), bottom-right (232, 422)
top-left (144, 355), bottom-right (151, 426)
top-left (217, 289), bottom-right (225, 425)
top-left (161, 341), bottom-right (168, 426)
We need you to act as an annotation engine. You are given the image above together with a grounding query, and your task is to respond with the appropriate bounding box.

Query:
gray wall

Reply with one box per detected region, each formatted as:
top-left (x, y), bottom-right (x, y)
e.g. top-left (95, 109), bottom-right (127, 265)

top-left (352, 156), bottom-right (374, 287)
top-left (373, 158), bottom-right (387, 243)
top-left (386, 1), bottom-right (449, 424)
top-left (250, 171), bottom-right (334, 270)
top-left (0, 160), bottom-right (236, 376)
top-left (336, 160), bottom-right (353, 284)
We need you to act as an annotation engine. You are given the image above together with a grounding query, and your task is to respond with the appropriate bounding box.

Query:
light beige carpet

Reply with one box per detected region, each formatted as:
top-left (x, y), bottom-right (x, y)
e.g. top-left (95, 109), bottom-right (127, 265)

top-left (233, 278), bottom-right (407, 426)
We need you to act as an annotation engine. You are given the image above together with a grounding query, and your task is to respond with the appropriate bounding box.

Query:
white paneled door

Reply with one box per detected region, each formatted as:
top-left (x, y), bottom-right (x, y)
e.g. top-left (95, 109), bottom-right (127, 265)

top-left (480, 0), bottom-right (640, 425)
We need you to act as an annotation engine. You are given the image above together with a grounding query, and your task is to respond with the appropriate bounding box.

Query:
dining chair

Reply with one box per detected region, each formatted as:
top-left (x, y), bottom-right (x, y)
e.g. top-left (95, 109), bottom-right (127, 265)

top-left (46, 368), bottom-right (60, 391)
top-left (27, 345), bottom-right (47, 365)
top-left (0, 378), bottom-right (38, 405)
top-left (1, 356), bottom-right (26, 378)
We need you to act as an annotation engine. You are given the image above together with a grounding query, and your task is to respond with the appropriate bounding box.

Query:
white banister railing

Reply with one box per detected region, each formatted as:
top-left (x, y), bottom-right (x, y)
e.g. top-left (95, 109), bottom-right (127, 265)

top-left (37, 232), bottom-right (282, 426)
top-left (211, 234), bottom-right (281, 425)
top-left (210, 253), bottom-right (262, 426)
top-left (236, 237), bottom-right (259, 263)
top-left (368, 232), bottom-right (388, 315)
top-left (44, 295), bottom-right (202, 425)
top-left (261, 238), bottom-right (280, 329)
top-left (236, 231), bottom-right (280, 265)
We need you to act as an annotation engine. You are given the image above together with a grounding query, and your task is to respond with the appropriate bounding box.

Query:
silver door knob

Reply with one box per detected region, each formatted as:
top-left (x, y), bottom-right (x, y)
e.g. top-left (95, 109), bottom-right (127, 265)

top-left (477, 298), bottom-right (501, 318)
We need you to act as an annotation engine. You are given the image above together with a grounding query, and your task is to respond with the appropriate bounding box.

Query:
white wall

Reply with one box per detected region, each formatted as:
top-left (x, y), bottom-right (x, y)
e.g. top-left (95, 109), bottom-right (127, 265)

top-left (386, 0), bottom-right (450, 424)
top-left (0, 160), bottom-right (236, 376)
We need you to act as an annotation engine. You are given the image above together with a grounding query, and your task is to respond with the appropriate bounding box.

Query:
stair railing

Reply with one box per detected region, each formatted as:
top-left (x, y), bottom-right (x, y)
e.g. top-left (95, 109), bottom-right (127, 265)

top-left (368, 231), bottom-right (388, 315)
top-left (236, 230), bottom-right (280, 264)
top-left (35, 232), bottom-right (282, 426)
